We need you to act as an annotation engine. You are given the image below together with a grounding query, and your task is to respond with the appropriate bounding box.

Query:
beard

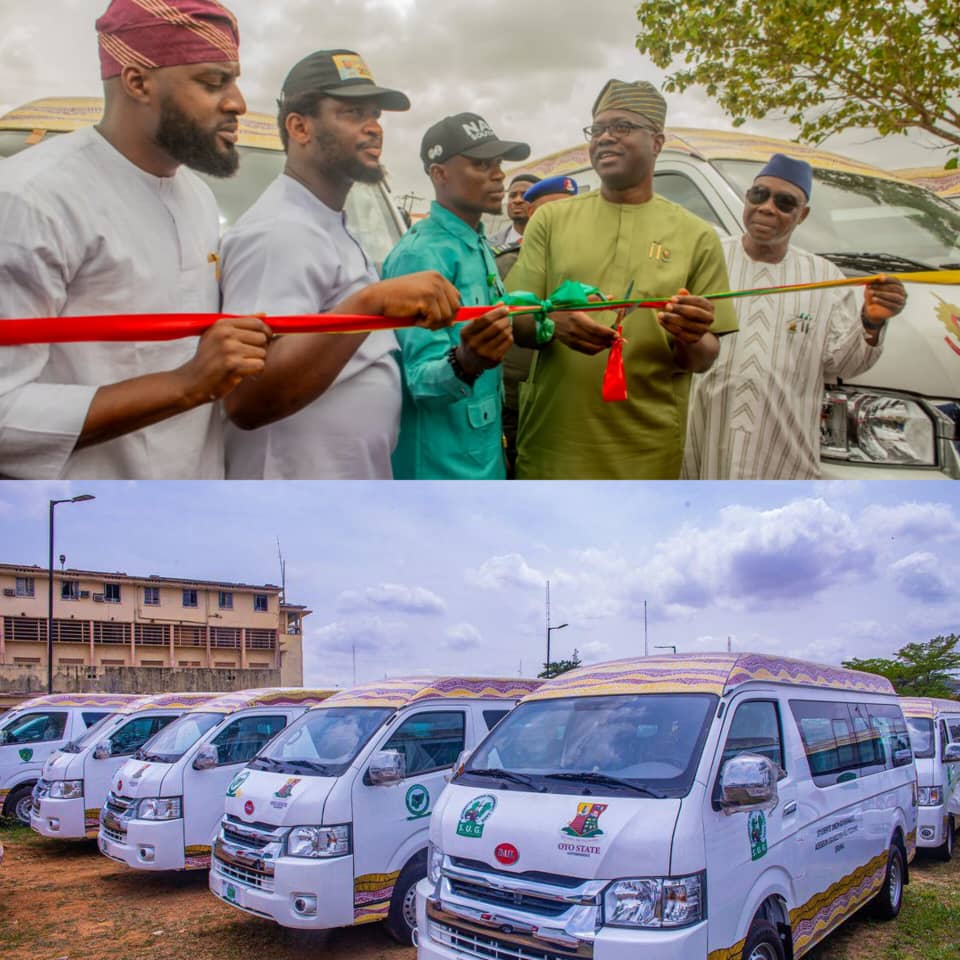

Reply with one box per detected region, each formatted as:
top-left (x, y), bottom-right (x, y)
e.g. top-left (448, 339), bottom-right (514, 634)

top-left (313, 128), bottom-right (384, 185)
top-left (155, 96), bottom-right (239, 178)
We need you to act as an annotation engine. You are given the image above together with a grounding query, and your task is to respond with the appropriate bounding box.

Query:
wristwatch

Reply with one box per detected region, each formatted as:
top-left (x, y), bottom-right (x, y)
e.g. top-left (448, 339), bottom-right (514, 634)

top-left (447, 346), bottom-right (480, 385)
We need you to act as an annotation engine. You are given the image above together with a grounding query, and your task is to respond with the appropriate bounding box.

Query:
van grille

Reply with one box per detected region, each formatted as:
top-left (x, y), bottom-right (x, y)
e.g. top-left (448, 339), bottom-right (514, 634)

top-left (430, 920), bottom-right (579, 960)
top-left (105, 792), bottom-right (136, 816)
top-left (449, 878), bottom-right (570, 918)
top-left (215, 858), bottom-right (275, 891)
top-left (102, 824), bottom-right (125, 843)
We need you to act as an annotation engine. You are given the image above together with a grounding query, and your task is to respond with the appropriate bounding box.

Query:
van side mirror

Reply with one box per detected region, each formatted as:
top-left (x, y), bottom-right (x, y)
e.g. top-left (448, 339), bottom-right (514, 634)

top-left (0, 730), bottom-right (9, 745)
top-left (192, 744), bottom-right (218, 770)
top-left (448, 748), bottom-right (472, 782)
top-left (93, 740), bottom-right (113, 760)
top-left (944, 743), bottom-right (960, 764)
top-left (368, 749), bottom-right (405, 785)
top-left (719, 754), bottom-right (780, 815)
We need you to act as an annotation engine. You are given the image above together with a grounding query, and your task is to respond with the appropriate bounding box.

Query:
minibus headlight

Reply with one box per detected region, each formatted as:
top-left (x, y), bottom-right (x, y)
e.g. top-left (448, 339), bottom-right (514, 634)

top-left (287, 824), bottom-right (351, 858)
top-left (918, 786), bottom-right (943, 806)
top-left (604, 873), bottom-right (704, 928)
top-left (48, 779), bottom-right (83, 800)
top-left (138, 796), bottom-right (182, 820)
top-left (428, 842), bottom-right (444, 884)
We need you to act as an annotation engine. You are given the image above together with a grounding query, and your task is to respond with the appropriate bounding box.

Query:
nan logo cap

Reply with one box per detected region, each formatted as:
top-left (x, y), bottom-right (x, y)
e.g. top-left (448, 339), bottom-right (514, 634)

top-left (280, 49), bottom-right (410, 110)
top-left (420, 112), bottom-right (530, 171)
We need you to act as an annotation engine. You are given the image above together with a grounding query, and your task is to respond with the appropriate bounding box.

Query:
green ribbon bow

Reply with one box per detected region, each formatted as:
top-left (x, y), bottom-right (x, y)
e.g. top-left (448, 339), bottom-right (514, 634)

top-left (500, 280), bottom-right (607, 344)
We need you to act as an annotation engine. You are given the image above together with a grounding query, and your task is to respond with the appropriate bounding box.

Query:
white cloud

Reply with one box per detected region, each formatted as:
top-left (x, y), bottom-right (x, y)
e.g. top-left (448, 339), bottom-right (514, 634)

top-left (467, 553), bottom-right (545, 590)
top-left (337, 583), bottom-right (446, 615)
top-left (888, 552), bottom-right (951, 603)
top-left (445, 623), bottom-right (482, 651)
top-left (861, 502), bottom-right (960, 544)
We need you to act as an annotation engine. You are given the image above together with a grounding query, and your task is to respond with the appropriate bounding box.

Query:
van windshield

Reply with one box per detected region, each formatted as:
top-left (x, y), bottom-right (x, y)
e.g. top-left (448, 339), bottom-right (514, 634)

top-left (249, 706), bottom-right (393, 777)
top-left (906, 716), bottom-right (935, 758)
top-left (460, 693), bottom-right (717, 798)
top-left (138, 711), bottom-right (222, 763)
top-left (714, 160), bottom-right (960, 270)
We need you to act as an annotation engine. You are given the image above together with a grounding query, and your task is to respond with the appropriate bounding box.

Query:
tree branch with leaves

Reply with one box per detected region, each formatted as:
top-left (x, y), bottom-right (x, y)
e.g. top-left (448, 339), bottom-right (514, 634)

top-left (843, 634), bottom-right (960, 697)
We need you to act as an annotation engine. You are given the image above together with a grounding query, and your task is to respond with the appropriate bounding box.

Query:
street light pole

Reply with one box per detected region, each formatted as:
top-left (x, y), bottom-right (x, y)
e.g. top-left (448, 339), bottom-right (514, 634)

top-left (47, 494), bottom-right (95, 694)
top-left (545, 580), bottom-right (568, 671)
top-left (655, 644), bottom-right (677, 655)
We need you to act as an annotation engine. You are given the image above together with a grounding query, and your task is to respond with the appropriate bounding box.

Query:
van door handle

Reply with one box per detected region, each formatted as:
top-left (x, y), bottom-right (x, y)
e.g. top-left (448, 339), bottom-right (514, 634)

top-left (783, 801), bottom-right (797, 816)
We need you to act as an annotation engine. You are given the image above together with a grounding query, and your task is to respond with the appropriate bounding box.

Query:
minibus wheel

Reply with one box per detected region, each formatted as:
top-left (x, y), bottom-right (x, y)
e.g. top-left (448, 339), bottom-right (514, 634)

top-left (3, 784), bottom-right (35, 826)
top-left (385, 853), bottom-right (427, 945)
top-left (741, 919), bottom-right (785, 960)
top-left (869, 844), bottom-right (904, 919)
top-left (937, 816), bottom-right (954, 862)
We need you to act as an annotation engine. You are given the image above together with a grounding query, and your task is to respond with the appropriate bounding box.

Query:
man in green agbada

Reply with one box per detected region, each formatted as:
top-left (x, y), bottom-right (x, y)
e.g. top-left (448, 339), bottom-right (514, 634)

top-left (506, 80), bottom-right (738, 479)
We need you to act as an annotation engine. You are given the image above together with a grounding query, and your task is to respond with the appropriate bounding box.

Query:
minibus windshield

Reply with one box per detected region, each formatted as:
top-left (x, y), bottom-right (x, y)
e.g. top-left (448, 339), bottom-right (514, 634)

top-left (906, 716), bottom-right (935, 759)
top-left (138, 711), bottom-right (222, 763)
top-left (460, 693), bottom-right (717, 798)
top-left (249, 706), bottom-right (393, 777)
top-left (61, 713), bottom-right (122, 753)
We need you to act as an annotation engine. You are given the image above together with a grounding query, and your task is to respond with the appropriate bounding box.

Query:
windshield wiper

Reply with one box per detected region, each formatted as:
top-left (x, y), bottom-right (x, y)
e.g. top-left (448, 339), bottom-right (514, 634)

top-left (282, 759), bottom-right (333, 774)
top-left (138, 752), bottom-right (171, 763)
top-left (544, 771), bottom-right (665, 798)
top-left (819, 251), bottom-right (936, 273)
top-left (466, 767), bottom-right (546, 791)
top-left (250, 755), bottom-right (283, 770)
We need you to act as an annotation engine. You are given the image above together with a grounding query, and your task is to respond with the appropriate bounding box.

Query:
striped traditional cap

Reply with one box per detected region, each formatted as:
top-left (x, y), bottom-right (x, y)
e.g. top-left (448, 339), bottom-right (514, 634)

top-left (592, 79), bottom-right (666, 130)
top-left (96, 0), bottom-right (240, 80)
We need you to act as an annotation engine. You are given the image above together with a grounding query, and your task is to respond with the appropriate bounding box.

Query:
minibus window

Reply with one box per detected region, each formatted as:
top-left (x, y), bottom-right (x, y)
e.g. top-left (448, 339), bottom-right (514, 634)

top-left (867, 703), bottom-right (913, 769)
top-left (252, 707), bottom-right (393, 777)
top-left (210, 714), bottom-right (287, 766)
top-left (947, 720), bottom-right (960, 744)
top-left (382, 711), bottom-right (466, 777)
top-left (482, 710), bottom-right (510, 731)
top-left (109, 715), bottom-right (177, 757)
top-left (0, 711), bottom-right (67, 744)
top-left (64, 713), bottom-right (120, 752)
top-left (906, 717), bottom-right (935, 759)
top-left (849, 703), bottom-right (886, 773)
top-left (461, 694), bottom-right (717, 798)
top-left (653, 171), bottom-right (727, 231)
top-left (82, 711), bottom-right (111, 727)
top-left (139, 711), bottom-right (222, 762)
top-left (719, 700), bottom-right (784, 773)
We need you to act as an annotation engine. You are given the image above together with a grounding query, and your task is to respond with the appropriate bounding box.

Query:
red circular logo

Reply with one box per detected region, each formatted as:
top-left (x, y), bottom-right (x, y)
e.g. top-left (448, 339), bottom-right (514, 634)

top-left (244, 800), bottom-right (254, 816)
top-left (495, 843), bottom-right (519, 865)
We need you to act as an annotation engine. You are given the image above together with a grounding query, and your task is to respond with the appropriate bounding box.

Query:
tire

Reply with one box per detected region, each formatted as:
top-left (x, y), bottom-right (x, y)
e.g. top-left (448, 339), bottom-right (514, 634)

top-left (937, 815), bottom-right (955, 862)
top-left (384, 853), bottom-right (427, 945)
top-left (3, 783), bottom-right (36, 826)
top-left (870, 843), bottom-right (905, 920)
top-left (741, 919), bottom-right (786, 960)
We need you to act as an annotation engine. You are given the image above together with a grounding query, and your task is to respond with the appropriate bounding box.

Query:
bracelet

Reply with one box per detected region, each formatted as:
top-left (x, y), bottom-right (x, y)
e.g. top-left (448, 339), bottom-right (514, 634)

top-left (447, 346), bottom-right (480, 385)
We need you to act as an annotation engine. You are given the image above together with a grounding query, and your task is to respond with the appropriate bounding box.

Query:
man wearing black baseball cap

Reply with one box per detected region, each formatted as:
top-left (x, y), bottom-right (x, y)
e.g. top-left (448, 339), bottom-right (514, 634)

top-left (382, 113), bottom-right (530, 479)
top-left (219, 49), bottom-right (461, 479)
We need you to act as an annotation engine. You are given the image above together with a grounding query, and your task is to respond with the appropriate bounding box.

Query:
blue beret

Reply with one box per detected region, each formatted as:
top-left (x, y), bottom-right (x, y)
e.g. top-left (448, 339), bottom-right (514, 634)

top-left (756, 153), bottom-right (813, 199)
top-left (524, 175), bottom-right (578, 204)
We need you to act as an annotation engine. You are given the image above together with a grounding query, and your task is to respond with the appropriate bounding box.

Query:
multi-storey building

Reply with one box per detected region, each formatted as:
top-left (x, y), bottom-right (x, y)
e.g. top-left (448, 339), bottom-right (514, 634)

top-left (0, 563), bottom-right (307, 687)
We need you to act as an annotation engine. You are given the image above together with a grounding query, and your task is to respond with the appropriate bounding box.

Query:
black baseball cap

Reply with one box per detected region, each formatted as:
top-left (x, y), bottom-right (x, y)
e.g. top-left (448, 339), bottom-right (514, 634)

top-left (280, 49), bottom-right (410, 111)
top-left (420, 112), bottom-right (530, 171)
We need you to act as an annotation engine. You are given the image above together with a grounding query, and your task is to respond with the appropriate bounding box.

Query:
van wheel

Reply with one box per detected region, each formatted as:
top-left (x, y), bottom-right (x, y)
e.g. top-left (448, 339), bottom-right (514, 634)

top-left (4, 784), bottom-right (35, 826)
top-left (384, 853), bottom-right (427, 945)
top-left (869, 844), bottom-right (904, 920)
top-left (741, 920), bottom-right (785, 960)
top-left (937, 816), bottom-right (954, 862)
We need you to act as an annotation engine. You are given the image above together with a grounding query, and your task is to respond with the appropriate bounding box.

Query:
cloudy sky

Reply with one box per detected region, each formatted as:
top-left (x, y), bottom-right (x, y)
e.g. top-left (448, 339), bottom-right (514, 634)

top-left (1, 0), bottom-right (955, 205)
top-left (1, 480), bottom-right (957, 688)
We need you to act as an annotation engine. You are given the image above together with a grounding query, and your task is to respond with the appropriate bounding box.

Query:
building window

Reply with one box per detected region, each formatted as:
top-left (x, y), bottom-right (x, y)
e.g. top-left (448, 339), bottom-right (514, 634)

top-left (214, 660), bottom-right (235, 668)
top-left (182, 589), bottom-right (198, 608)
top-left (100, 659), bottom-right (125, 666)
top-left (253, 594), bottom-right (268, 612)
top-left (61, 580), bottom-right (80, 600)
top-left (286, 615), bottom-right (302, 635)
top-left (58, 658), bottom-right (84, 665)
top-left (219, 591), bottom-right (233, 610)
top-left (15, 577), bottom-right (35, 597)
top-left (13, 657), bottom-right (41, 665)
top-left (178, 660), bottom-right (202, 667)
top-left (144, 586), bottom-right (160, 606)
top-left (104, 582), bottom-right (121, 604)
top-left (140, 659), bottom-right (165, 667)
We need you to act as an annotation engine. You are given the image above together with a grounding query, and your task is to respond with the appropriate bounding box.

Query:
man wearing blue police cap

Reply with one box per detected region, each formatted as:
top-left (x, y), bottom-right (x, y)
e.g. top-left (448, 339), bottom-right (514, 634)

top-left (684, 152), bottom-right (907, 480)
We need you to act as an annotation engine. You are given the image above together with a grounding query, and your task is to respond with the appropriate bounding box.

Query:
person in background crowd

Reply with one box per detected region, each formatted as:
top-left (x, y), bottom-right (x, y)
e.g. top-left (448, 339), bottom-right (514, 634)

top-left (683, 153), bottom-right (906, 479)
top-left (488, 172), bottom-right (540, 247)
top-left (219, 50), bottom-right (462, 479)
top-left (506, 79), bottom-right (737, 479)
top-left (383, 113), bottom-right (528, 479)
top-left (0, 0), bottom-right (271, 480)
top-left (500, 174), bottom-right (579, 476)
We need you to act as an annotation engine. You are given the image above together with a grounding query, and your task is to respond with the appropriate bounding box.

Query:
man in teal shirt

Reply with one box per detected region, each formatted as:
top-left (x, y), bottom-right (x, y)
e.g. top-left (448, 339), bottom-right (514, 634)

top-left (383, 113), bottom-right (529, 479)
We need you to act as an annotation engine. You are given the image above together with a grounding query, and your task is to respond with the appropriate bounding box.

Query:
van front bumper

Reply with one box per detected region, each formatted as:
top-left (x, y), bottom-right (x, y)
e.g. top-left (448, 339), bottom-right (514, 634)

top-left (30, 796), bottom-right (87, 839)
top-left (210, 852), bottom-right (356, 929)
top-left (98, 817), bottom-right (186, 870)
top-left (417, 883), bottom-right (709, 960)
top-left (916, 805), bottom-right (950, 848)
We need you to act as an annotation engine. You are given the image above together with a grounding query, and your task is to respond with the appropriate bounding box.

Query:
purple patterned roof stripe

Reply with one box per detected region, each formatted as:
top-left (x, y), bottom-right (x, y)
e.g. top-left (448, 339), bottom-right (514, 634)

top-left (900, 696), bottom-right (960, 718)
top-left (15, 692), bottom-right (140, 710)
top-left (198, 687), bottom-right (337, 714)
top-left (321, 676), bottom-right (543, 710)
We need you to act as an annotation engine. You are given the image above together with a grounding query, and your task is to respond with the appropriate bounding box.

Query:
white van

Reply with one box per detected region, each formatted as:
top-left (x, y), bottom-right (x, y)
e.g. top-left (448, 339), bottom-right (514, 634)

top-left (0, 692), bottom-right (134, 825)
top-left (30, 691), bottom-right (218, 841)
top-left (901, 696), bottom-right (960, 859)
top-left (97, 688), bottom-right (334, 871)
top-left (512, 131), bottom-right (960, 479)
top-left (417, 653), bottom-right (917, 960)
top-left (208, 676), bottom-right (542, 943)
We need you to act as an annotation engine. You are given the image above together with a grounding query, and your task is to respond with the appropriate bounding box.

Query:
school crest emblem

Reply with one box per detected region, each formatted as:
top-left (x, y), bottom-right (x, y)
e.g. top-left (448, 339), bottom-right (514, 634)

top-left (562, 802), bottom-right (607, 838)
top-left (456, 795), bottom-right (497, 837)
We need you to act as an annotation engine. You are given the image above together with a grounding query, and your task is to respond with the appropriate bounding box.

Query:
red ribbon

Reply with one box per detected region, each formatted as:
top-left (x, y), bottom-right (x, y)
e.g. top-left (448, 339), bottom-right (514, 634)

top-left (602, 326), bottom-right (628, 403)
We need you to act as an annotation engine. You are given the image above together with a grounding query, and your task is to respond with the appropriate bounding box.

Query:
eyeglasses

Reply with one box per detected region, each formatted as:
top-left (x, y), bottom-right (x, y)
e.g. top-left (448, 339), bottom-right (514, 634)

top-left (583, 120), bottom-right (658, 141)
top-left (745, 184), bottom-right (803, 213)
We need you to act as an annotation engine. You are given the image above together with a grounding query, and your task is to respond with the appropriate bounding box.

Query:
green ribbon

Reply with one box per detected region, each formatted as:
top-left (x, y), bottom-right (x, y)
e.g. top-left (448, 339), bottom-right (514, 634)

top-left (500, 280), bottom-right (607, 344)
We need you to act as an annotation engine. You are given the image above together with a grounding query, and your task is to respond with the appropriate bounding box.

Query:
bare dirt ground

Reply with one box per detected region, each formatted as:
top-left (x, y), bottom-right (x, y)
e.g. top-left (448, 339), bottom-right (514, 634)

top-left (2, 826), bottom-right (958, 960)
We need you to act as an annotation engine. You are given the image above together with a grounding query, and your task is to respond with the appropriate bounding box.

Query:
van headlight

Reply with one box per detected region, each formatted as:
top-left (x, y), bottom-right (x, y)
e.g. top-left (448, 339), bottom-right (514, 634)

top-left (822, 390), bottom-right (936, 466)
top-left (48, 780), bottom-right (83, 800)
top-left (603, 873), bottom-right (705, 928)
top-left (428, 842), bottom-right (444, 884)
top-left (287, 824), bottom-right (351, 858)
top-left (138, 796), bottom-right (182, 820)
top-left (918, 786), bottom-right (943, 806)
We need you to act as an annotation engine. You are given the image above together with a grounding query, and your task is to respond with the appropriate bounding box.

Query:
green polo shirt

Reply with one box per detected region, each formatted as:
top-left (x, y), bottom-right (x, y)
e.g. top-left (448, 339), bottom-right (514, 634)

top-left (384, 201), bottom-right (506, 480)
top-left (506, 191), bottom-right (738, 479)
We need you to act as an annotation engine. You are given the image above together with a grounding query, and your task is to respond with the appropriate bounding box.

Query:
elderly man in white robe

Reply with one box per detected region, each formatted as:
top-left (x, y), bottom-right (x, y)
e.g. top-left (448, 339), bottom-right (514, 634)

top-left (683, 153), bottom-right (906, 480)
